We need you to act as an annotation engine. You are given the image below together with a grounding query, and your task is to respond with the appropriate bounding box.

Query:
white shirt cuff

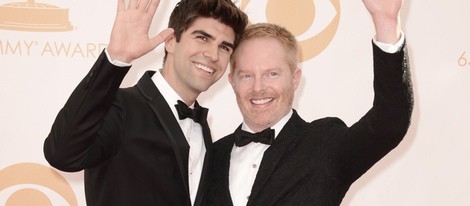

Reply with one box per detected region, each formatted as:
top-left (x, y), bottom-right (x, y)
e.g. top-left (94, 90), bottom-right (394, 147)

top-left (104, 48), bottom-right (132, 67)
top-left (373, 31), bottom-right (405, 54)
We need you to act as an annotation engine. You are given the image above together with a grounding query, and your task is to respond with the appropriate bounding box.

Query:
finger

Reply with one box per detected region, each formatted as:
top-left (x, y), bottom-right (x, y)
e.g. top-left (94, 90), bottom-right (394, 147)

top-left (129, 0), bottom-right (139, 9)
top-left (137, 0), bottom-right (153, 12)
top-left (146, 0), bottom-right (161, 15)
top-left (116, 0), bottom-right (125, 11)
top-left (117, 0), bottom-right (125, 11)
top-left (150, 28), bottom-right (175, 48)
top-left (137, 0), bottom-right (148, 11)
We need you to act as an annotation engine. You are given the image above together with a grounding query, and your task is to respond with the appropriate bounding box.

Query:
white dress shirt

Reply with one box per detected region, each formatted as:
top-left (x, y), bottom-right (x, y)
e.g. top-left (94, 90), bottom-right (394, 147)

top-left (229, 110), bottom-right (293, 206)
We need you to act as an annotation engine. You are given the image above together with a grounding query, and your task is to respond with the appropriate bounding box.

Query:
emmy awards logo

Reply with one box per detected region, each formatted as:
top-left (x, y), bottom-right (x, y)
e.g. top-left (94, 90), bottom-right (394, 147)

top-left (0, 163), bottom-right (78, 206)
top-left (0, 0), bottom-right (72, 32)
top-left (238, 0), bottom-right (340, 62)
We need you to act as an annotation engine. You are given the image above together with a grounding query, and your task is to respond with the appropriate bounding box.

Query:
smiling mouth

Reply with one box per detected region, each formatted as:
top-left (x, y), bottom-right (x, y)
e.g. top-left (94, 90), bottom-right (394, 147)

top-left (251, 98), bottom-right (273, 105)
top-left (194, 63), bottom-right (214, 74)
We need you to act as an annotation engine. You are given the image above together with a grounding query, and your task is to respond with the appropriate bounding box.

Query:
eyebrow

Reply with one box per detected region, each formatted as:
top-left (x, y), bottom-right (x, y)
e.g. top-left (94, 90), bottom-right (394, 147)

top-left (192, 30), bottom-right (235, 50)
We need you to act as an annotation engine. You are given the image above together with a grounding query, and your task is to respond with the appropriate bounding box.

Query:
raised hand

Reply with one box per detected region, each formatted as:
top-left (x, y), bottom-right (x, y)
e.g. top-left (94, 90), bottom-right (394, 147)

top-left (362, 0), bottom-right (404, 43)
top-left (107, 0), bottom-right (174, 63)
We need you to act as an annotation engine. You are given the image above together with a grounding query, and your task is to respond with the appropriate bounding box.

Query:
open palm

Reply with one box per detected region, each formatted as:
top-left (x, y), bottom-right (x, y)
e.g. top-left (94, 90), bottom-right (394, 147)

top-left (107, 0), bottom-right (174, 63)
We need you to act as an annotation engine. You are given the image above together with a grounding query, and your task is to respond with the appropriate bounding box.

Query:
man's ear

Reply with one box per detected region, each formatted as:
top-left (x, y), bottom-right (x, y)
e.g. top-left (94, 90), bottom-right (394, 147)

top-left (228, 72), bottom-right (235, 88)
top-left (165, 33), bottom-right (176, 54)
top-left (293, 67), bottom-right (302, 90)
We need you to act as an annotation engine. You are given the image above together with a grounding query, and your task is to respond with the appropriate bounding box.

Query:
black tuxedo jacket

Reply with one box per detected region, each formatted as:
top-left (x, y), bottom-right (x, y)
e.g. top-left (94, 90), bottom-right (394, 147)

top-left (204, 43), bottom-right (413, 206)
top-left (44, 51), bottom-right (212, 206)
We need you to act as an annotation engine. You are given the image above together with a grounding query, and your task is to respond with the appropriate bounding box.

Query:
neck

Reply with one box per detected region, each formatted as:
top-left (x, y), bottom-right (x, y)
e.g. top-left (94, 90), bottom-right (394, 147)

top-left (160, 67), bottom-right (199, 106)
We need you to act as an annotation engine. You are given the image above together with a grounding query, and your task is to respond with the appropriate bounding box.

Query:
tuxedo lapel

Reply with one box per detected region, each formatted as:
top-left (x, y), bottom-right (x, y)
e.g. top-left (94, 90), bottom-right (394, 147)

top-left (248, 111), bottom-right (305, 205)
top-left (137, 71), bottom-right (191, 197)
top-left (212, 135), bottom-right (236, 205)
top-left (223, 136), bottom-right (236, 205)
top-left (194, 117), bottom-right (213, 206)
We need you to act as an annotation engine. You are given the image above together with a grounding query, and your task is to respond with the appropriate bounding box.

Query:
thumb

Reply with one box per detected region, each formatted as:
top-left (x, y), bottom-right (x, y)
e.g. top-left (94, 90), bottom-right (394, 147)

top-left (150, 28), bottom-right (175, 48)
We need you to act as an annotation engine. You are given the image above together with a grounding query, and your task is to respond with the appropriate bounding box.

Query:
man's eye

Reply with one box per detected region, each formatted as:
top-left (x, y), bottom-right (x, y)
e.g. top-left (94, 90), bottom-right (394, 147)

top-left (268, 72), bottom-right (278, 77)
top-left (220, 45), bottom-right (231, 52)
top-left (240, 74), bottom-right (251, 79)
top-left (197, 36), bottom-right (208, 41)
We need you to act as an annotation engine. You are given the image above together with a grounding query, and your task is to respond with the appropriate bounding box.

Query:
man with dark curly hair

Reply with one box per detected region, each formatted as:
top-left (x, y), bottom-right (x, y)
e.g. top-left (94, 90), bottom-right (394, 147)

top-left (43, 0), bottom-right (248, 205)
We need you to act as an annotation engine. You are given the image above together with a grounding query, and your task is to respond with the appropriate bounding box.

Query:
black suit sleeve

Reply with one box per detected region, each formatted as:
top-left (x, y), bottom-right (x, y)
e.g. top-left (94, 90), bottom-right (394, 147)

top-left (331, 41), bottom-right (414, 183)
top-left (43, 50), bottom-right (130, 172)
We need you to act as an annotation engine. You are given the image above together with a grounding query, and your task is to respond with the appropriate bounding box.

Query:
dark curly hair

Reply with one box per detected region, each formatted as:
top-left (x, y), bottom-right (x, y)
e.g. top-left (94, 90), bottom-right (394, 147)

top-left (164, 0), bottom-right (248, 61)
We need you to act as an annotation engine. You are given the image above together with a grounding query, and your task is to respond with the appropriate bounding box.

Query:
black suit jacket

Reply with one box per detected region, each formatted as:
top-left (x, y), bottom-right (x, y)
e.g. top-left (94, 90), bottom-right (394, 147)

top-left (44, 51), bottom-right (212, 206)
top-left (204, 43), bottom-right (413, 206)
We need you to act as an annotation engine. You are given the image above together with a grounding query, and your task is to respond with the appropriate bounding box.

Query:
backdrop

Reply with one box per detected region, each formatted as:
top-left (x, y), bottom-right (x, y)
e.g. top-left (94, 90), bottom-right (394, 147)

top-left (1, 0), bottom-right (469, 205)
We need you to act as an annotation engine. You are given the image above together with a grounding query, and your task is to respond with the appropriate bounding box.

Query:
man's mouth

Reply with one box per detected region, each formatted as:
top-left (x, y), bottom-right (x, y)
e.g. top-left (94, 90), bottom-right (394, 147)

top-left (251, 98), bottom-right (273, 105)
top-left (194, 63), bottom-right (214, 74)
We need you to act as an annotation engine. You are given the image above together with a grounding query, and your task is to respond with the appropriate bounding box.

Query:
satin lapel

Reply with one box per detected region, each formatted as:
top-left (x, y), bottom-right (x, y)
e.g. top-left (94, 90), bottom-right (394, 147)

top-left (137, 71), bottom-right (190, 197)
top-left (209, 134), bottom-right (236, 205)
top-left (220, 135), bottom-right (236, 205)
top-left (248, 111), bottom-right (305, 204)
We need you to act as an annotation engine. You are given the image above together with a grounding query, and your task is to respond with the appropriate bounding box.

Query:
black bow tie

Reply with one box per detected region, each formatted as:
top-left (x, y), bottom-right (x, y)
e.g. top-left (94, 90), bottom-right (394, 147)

top-left (175, 100), bottom-right (207, 123)
top-left (234, 127), bottom-right (275, 147)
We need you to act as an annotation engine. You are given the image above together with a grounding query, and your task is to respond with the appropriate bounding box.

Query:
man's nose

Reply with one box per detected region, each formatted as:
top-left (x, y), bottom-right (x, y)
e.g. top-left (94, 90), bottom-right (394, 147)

top-left (203, 45), bottom-right (219, 61)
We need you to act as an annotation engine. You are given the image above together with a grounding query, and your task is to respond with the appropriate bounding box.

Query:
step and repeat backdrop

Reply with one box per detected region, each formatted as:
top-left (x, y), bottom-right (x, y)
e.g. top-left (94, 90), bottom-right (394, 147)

top-left (1, 0), bottom-right (469, 205)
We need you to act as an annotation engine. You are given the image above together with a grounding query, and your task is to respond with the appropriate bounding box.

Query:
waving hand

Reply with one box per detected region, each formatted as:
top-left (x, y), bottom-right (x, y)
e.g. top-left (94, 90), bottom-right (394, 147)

top-left (362, 0), bottom-right (404, 43)
top-left (107, 0), bottom-right (174, 63)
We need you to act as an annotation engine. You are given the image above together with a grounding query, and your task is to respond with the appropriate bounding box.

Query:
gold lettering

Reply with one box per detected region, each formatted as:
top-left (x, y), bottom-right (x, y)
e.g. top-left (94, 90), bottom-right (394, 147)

top-left (23, 40), bottom-right (35, 56)
top-left (7, 41), bottom-right (21, 55)
top-left (0, 40), bottom-right (23, 55)
top-left (71, 43), bottom-right (85, 58)
top-left (86, 43), bottom-right (107, 58)
top-left (10, 40), bottom-right (107, 58)
top-left (458, 51), bottom-right (468, 67)
top-left (41, 42), bottom-right (54, 56)
top-left (0, 40), bottom-right (36, 55)
top-left (54, 42), bottom-right (72, 56)
top-left (87, 43), bottom-right (97, 58)
top-left (99, 44), bottom-right (107, 53)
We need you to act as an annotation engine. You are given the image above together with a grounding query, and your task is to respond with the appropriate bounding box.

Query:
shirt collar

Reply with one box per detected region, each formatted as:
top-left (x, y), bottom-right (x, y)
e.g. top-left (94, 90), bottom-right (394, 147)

top-left (151, 69), bottom-right (194, 118)
top-left (241, 109), bottom-right (293, 139)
